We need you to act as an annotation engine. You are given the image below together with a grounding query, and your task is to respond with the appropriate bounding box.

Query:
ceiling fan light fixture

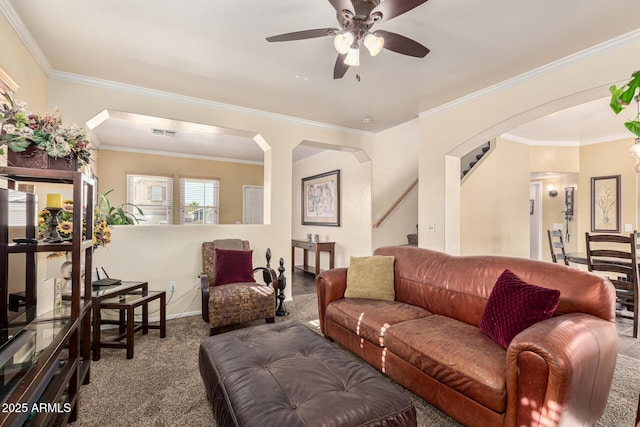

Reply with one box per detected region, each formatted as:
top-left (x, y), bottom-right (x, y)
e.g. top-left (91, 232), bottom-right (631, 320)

top-left (344, 47), bottom-right (360, 67)
top-left (364, 33), bottom-right (384, 56)
top-left (334, 32), bottom-right (354, 55)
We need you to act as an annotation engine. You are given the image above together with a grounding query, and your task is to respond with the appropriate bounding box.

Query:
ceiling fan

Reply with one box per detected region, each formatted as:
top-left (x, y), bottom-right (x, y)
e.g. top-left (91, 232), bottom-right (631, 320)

top-left (266, 0), bottom-right (431, 79)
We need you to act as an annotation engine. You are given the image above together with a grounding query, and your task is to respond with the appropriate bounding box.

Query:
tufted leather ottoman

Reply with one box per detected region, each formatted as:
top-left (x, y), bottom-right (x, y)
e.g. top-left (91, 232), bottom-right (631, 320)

top-left (199, 320), bottom-right (416, 427)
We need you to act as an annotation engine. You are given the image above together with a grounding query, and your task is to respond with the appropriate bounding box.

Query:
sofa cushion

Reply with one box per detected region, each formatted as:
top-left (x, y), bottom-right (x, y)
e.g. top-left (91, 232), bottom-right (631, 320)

top-left (326, 299), bottom-right (431, 347)
top-left (385, 315), bottom-right (507, 414)
top-left (480, 269), bottom-right (560, 348)
top-left (345, 256), bottom-right (395, 301)
top-left (214, 249), bottom-right (256, 286)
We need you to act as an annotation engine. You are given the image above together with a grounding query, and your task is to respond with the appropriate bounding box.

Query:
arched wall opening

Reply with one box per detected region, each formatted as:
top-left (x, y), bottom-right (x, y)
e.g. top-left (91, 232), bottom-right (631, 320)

top-left (418, 31), bottom-right (640, 254)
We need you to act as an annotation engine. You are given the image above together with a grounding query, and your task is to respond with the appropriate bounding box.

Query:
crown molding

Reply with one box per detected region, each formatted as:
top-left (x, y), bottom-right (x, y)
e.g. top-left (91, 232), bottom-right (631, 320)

top-left (0, 0), bottom-right (52, 75)
top-left (98, 145), bottom-right (264, 166)
top-left (501, 131), bottom-right (634, 147)
top-left (49, 70), bottom-right (373, 137)
top-left (420, 29), bottom-right (640, 119)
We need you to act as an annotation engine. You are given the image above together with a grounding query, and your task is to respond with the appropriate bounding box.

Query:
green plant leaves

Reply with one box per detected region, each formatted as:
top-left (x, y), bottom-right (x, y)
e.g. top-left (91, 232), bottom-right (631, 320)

top-left (625, 120), bottom-right (640, 138)
top-left (610, 70), bottom-right (640, 114)
top-left (97, 189), bottom-right (144, 225)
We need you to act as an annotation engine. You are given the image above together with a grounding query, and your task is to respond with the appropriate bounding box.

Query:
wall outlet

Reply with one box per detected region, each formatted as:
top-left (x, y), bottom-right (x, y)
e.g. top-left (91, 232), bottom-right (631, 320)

top-left (625, 224), bottom-right (634, 232)
top-left (169, 281), bottom-right (177, 292)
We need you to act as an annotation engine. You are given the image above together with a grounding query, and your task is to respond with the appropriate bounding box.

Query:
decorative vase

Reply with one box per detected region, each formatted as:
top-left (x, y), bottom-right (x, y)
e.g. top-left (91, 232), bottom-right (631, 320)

top-left (7, 146), bottom-right (78, 171)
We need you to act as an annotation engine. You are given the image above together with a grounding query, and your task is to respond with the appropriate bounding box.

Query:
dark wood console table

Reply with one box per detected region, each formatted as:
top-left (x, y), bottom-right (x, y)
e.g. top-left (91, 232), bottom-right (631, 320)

top-left (291, 239), bottom-right (335, 277)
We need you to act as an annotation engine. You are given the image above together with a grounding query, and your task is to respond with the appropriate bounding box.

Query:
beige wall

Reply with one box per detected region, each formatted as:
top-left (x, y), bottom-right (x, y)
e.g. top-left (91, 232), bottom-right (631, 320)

top-left (292, 150), bottom-right (372, 270)
top-left (419, 35), bottom-right (640, 253)
top-left (1, 14), bottom-right (50, 294)
top-left (530, 145), bottom-right (580, 173)
top-left (525, 139), bottom-right (636, 263)
top-left (45, 77), bottom-right (372, 316)
top-left (97, 150), bottom-right (263, 224)
top-left (0, 14), bottom-right (48, 113)
top-left (371, 119), bottom-right (419, 249)
top-left (536, 174), bottom-right (579, 261)
top-left (578, 138), bottom-right (638, 249)
top-left (460, 137), bottom-right (530, 256)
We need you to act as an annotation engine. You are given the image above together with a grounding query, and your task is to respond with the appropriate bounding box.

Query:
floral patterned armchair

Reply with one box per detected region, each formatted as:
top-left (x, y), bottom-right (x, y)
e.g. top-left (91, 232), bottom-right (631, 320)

top-left (200, 239), bottom-right (278, 335)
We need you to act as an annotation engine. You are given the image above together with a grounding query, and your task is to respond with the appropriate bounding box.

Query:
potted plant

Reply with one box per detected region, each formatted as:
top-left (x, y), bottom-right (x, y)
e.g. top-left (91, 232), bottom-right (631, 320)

top-left (97, 189), bottom-right (144, 225)
top-left (0, 91), bottom-right (92, 170)
top-left (609, 70), bottom-right (640, 138)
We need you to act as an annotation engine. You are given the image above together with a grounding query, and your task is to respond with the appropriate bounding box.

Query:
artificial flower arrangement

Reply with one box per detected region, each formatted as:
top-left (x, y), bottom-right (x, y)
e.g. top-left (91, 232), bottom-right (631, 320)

top-left (38, 199), bottom-right (112, 249)
top-left (0, 91), bottom-right (92, 166)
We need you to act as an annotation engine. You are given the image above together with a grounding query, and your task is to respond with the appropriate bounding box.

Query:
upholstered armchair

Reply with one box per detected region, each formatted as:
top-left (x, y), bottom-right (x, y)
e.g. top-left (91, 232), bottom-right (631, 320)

top-left (200, 239), bottom-right (278, 335)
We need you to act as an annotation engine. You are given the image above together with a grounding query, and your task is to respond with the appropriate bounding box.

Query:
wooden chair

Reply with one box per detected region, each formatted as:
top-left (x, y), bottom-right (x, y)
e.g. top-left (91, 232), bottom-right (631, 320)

top-left (200, 239), bottom-right (278, 335)
top-left (585, 232), bottom-right (639, 338)
top-left (547, 229), bottom-right (569, 265)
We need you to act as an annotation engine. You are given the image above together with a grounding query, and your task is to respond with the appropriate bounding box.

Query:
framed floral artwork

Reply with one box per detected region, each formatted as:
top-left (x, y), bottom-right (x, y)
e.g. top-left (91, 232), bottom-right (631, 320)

top-left (591, 175), bottom-right (620, 233)
top-left (302, 170), bottom-right (340, 226)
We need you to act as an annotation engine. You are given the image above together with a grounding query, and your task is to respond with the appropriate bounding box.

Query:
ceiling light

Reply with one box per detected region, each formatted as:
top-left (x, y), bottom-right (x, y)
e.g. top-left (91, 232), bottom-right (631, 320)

top-left (333, 32), bottom-right (354, 55)
top-left (344, 47), bottom-right (360, 67)
top-left (363, 33), bottom-right (384, 56)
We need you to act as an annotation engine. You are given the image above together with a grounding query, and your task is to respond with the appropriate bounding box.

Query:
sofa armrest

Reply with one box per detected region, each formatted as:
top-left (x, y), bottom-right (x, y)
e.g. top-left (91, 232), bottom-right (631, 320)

top-left (316, 268), bottom-right (348, 335)
top-left (199, 273), bottom-right (210, 323)
top-left (506, 313), bottom-right (618, 427)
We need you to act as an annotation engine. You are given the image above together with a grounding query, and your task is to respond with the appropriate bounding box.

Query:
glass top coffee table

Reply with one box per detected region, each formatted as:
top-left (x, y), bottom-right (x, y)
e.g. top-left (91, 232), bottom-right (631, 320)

top-left (91, 282), bottom-right (166, 360)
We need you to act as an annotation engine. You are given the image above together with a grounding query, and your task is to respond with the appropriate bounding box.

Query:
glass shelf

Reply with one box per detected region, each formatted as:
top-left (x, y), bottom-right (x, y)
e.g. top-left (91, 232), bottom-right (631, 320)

top-left (0, 320), bottom-right (70, 403)
top-left (7, 301), bottom-right (90, 328)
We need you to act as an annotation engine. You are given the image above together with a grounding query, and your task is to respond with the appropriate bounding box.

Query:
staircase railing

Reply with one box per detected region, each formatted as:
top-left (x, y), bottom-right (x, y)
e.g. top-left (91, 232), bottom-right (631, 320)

top-left (372, 179), bottom-right (418, 228)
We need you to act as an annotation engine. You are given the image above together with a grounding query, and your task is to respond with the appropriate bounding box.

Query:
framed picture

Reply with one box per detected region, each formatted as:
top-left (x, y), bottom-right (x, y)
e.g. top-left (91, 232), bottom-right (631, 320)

top-left (302, 170), bottom-right (340, 226)
top-left (591, 175), bottom-right (620, 233)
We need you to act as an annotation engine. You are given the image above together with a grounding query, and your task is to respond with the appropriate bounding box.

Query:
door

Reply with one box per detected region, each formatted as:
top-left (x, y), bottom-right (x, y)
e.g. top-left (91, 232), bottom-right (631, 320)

top-left (243, 186), bottom-right (264, 224)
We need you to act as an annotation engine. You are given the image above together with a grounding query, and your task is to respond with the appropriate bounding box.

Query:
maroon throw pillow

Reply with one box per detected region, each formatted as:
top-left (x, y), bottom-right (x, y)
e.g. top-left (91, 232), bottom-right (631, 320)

top-left (213, 249), bottom-right (256, 286)
top-left (480, 269), bottom-right (560, 349)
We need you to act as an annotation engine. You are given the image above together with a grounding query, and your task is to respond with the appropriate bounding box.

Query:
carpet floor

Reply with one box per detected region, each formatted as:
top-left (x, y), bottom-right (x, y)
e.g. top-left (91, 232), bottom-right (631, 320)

top-left (73, 293), bottom-right (639, 426)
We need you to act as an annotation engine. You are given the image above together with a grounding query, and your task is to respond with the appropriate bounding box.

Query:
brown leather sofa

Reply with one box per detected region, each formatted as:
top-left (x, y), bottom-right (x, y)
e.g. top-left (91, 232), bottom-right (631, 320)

top-left (317, 246), bottom-right (618, 427)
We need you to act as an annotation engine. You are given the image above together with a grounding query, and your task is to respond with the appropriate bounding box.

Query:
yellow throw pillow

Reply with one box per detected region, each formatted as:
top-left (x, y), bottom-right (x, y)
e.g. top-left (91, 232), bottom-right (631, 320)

top-left (345, 256), bottom-right (395, 301)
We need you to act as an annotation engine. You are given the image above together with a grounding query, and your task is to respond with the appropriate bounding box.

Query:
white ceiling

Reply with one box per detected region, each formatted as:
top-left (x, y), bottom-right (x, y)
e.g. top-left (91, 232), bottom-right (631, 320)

top-left (3, 0), bottom-right (640, 161)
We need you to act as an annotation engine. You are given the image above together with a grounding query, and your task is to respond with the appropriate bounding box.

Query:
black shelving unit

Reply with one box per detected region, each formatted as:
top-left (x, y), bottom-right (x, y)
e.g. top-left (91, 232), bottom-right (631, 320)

top-left (0, 167), bottom-right (94, 426)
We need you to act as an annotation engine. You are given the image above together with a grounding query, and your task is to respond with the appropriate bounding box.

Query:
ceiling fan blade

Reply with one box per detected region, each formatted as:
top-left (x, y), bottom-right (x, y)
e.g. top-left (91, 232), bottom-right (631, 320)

top-left (327, 0), bottom-right (355, 15)
top-left (333, 54), bottom-right (349, 79)
top-left (371, 0), bottom-right (429, 22)
top-left (374, 30), bottom-right (430, 58)
top-left (266, 28), bottom-right (338, 42)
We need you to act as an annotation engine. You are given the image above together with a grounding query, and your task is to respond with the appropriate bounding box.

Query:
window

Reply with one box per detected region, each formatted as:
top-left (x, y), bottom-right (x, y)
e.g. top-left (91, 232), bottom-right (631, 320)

top-left (180, 178), bottom-right (220, 224)
top-left (126, 174), bottom-right (173, 225)
top-left (8, 190), bottom-right (29, 226)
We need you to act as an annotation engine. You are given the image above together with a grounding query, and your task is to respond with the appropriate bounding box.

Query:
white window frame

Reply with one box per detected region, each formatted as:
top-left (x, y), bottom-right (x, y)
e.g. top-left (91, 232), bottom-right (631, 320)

top-left (179, 177), bottom-right (220, 224)
top-left (126, 174), bottom-right (174, 225)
